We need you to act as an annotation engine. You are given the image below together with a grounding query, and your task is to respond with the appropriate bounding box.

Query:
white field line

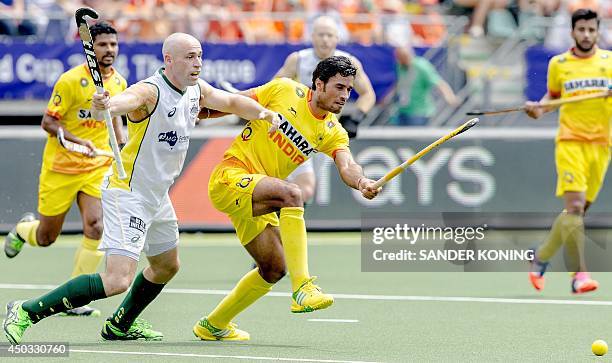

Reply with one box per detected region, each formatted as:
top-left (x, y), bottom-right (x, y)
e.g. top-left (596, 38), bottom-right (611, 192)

top-left (69, 349), bottom-right (379, 363)
top-left (1, 283), bottom-right (612, 307)
top-left (308, 319), bottom-right (359, 323)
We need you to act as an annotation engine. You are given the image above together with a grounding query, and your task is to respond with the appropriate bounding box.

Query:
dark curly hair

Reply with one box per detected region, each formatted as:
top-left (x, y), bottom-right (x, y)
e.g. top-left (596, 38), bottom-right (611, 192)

top-left (90, 21), bottom-right (117, 42)
top-left (311, 56), bottom-right (357, 90)
top-left (571, 9), bottom-right (599, 30)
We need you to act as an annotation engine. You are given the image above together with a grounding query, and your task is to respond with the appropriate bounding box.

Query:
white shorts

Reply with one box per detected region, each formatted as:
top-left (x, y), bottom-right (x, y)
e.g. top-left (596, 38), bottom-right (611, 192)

top-left (99, 188), bottom-right (179, 261)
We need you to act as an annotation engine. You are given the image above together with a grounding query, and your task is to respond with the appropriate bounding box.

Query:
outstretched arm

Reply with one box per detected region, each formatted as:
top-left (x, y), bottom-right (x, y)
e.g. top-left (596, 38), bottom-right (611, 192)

top-left (91, 82), bottom-right (157, 119)
top-left (334, 150), bottom-right (380, 200)
top-left (199, 80), bottom-right (279, 130)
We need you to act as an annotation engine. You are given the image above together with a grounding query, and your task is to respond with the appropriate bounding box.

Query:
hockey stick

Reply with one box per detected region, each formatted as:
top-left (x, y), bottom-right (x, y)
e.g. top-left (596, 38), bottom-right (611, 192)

top-left (75, 7), bottom-right (127, 179)
top-left (372, 118), bottom-right (479, 189)
top-left (57, 127), bottom-right (113, 158)
top-left (467, 91), bottom-right (610, 116)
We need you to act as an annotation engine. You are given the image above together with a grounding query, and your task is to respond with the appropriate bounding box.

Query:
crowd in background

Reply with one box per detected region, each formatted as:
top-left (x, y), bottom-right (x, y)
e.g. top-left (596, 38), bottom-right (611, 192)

top-left (1, 0), bottom-right (611, 46)
top-left (0, 0), bottom-right (610, 127)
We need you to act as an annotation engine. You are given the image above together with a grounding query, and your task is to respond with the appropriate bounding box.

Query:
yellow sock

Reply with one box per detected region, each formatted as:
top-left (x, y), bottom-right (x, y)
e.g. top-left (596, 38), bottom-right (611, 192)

top-left (70, 236), bottom-right (103, 277)
top-left (537, 213), bottom-right (565, 261)
top-left (561, 213), bottom-right (585, 273)
top-left (207, 268), bottom-right (273, 328)
top-left (15, 220), bottom-right (40, 247)
top-left (279, 207), bottom-right (310, 291)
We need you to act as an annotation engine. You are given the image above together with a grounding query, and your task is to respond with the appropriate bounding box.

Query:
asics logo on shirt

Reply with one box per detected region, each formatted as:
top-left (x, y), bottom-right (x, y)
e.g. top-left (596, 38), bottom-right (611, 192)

top-left (168, 107), bottom-right (177, 117)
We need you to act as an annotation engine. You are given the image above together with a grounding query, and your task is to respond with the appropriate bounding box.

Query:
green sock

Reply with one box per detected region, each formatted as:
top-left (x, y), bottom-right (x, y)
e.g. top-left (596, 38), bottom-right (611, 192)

top-left (110, 271), bottom-right (165, 331)
top-left (22, 274), bottom-right (106, 323)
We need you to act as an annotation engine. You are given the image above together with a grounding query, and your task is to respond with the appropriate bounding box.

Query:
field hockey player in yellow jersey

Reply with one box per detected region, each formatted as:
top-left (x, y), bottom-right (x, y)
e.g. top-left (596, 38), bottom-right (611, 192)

top-left (193, 56), bottom-right (381, 341)
top-left (3, 22), bottom-right (127, 316)
top-left (525, 9), bottom-right (611, 294)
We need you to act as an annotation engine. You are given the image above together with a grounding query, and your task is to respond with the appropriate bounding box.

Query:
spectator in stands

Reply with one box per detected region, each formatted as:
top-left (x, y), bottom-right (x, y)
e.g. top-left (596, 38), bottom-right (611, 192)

top-left (341, 0), bottom-right (381, 45)
top-left (28, 0), bottom-right (75, 43)
top-left (205, 0), bottom-right (244, 43)
top-left (388, 46), bottom-right (458, 126)
top-left (410, 0), bottom-right (447, 47)
top-left (450, 0), bottom-right (512, 37)
top-left (239, 0), bottom-right (284, 43)
top-left (305, 0), bottom-right (349, 43)
top-left (185, 0), bottom-right (209, 39)
top-left (380, 0), bottom-right (414, 47)
top-left (0, 0), bottom-right (37, 37)
top-left (272, 0), bottom-right (305, 43)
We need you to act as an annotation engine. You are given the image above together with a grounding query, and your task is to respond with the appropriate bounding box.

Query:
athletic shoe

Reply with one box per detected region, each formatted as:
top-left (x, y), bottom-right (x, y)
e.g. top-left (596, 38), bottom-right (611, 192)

top-left (291, 277), bottom-right (334, 313)
top-left (100, 318), bottom-right (163, 341)
top-left (528, 249), bottom-right (548, 291)
top-left (3, 300), bottom-right (32, 345)
top-left (193, 317), bottom-right (250, 341)
top-left (59, 305), bottom-right (101, 317)
top-left (4, 213), bottom-right (35, 258)
top-left (572, 272), bottom-right (599, 294)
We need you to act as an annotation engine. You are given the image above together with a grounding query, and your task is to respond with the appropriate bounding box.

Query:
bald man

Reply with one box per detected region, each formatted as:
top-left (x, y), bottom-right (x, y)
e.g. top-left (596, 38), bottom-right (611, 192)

top-left (275, 15), bottom-right (375, 201)
top-left (3, 33), bottom-right (281, 344)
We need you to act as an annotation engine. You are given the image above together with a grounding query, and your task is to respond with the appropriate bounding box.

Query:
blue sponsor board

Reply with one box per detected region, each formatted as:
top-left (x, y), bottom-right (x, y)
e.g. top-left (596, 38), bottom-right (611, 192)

top-left (0, 42), bottom-right (397, 101)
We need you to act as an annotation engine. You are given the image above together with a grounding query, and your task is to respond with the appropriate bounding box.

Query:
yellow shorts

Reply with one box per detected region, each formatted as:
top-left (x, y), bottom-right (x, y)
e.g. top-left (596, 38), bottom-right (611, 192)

top-left (208, 159), bottom-right (279, 245)
top-left (38, 166), bottom-right (108, 216)
top-left (555, 141), bottom-right (610, 202)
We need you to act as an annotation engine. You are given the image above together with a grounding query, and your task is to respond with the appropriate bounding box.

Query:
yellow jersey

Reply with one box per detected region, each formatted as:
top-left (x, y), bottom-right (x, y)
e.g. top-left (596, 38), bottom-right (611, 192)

top-left (223, 78), bottom-right (349, 179)
top-left (547, 48), bottom-right (612, 145)
top-left (43, 64), bottom-right (127, 174)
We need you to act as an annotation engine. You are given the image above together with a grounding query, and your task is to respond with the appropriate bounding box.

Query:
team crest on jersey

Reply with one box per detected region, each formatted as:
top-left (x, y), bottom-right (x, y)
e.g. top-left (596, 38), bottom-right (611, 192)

top-left (327, 121), bottom-right (335, 129)
top-left (80, 78), bottom-right (89, 87)
top-left (158, 131), bottom-right (178, 146)
top-left (564, 171), bottom-right (574, 184)
top-left (236, 177), bottom-right (253, 189)
top-left (115, 76), bottom-right (121, 85)
top-left (52, 93), bottom-right (61, 106)
top-left (190, 103), bottom-right (200, 119)
top-left (295, 87), bottom-right (305, 98)
top-left (241, 126), bottom-right (253, 141)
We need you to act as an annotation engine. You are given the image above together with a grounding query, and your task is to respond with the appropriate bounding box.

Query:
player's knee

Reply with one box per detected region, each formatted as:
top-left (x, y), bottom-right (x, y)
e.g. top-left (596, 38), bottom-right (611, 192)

top-left (149, 258), bottom-right (180, 282)
top-left (566, 200), bottom-right (586, 214)
top-left (281, 184), bottom-right (303, 208)
top-left (258, 262), bottom-right (286, 283)
top-left (84, 218), bottom-right (103, 240)
top-left (36, 232), bottom-right (57, 247)
top-left (159, 259), bottom-right (180, 278)
top-left (167, 259), bottom-right (180, 277)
